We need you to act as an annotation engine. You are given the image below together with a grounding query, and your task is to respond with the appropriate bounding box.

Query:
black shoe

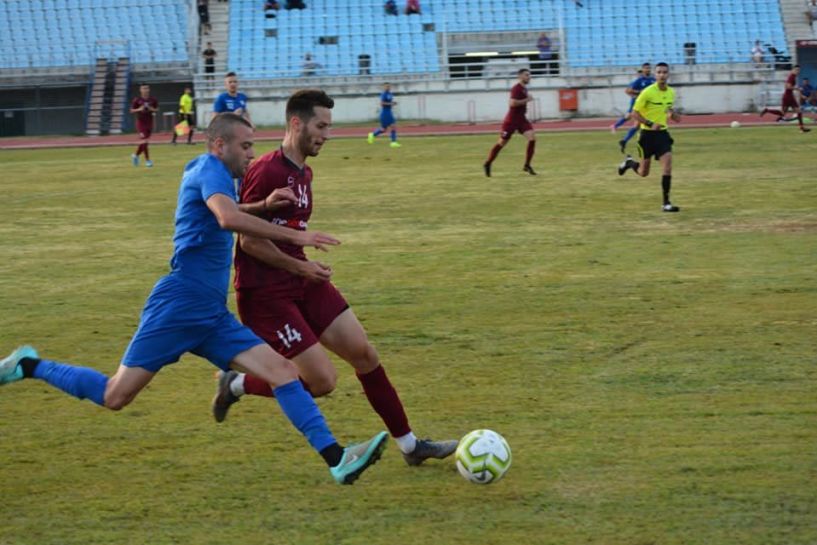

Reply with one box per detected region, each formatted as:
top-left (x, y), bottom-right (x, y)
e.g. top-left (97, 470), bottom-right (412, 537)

top-left (523, 165), bottom-right (537, 175)
top-left (402, 438), bottom-right (459, 466)
top-left (618, 139), bottom-right (627, 153)
top-left (662, 203), bottom-right (680, 212)
top-left (212, 370), bottom-right (241, 423)
top-left (618, 155), bottom-right (634, 176)
top-left (483, 163), bottom-right (491, 177)
top-left (801, 127), bottom-right (811, 133)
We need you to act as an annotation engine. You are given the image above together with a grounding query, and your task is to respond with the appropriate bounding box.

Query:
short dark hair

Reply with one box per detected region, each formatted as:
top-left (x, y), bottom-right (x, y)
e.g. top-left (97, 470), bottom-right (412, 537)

top-left (225, 71), bottom-right (237, 78)
top-left (285, 89), bottom-right (334, 124)
top-left (518, 68), bottom-right (530, 75)
top-left (641, 62), bottom-right (651, 67)
top-left (656, 62), bottom-right (669, 69)
top-left (793, 64), bottom-right (801, 69)
top-left (207, 112), bottom-right (252, 145)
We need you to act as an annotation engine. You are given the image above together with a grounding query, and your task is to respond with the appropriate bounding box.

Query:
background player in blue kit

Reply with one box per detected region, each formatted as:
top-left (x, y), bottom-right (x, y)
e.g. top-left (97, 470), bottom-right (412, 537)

top-left (610, 63), bottom-right (655, 153)
top-left (367, 82), bottom-right (401, 148)
top-left (213, 72), bottom-right (253, 127)
top-left (0, 113), bottom-right (388, 486)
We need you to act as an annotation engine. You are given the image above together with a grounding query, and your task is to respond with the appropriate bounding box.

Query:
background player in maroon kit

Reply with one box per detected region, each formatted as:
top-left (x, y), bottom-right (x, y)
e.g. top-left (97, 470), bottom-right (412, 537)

top-left (212, 89), bottom-right (458, 466)
top-left (761, 65), bottom-right (811, 133)
top-left (129, 83), bottom-right (159, 167)
top-left (483, 68), bottom-right (537, 176)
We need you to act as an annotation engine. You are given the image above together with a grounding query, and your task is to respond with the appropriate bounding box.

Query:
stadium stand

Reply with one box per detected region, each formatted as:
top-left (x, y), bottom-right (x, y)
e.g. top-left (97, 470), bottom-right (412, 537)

top-left (0, 0), bottom-right (189, 70)
top-left (223, 0), bottom-right (790, 79)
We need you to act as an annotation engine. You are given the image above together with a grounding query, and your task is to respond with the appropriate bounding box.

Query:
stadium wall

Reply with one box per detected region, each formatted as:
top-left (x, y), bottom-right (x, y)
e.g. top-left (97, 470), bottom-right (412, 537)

top-left (198, 79), bottom-right (763, 127)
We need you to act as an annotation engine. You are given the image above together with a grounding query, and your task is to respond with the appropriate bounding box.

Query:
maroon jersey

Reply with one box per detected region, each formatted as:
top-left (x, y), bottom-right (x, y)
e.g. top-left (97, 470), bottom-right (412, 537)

top-left (504, 83), bottom-right (529, 122)
top-left (131, 96), bottom-right (157, 125)
top-left (234, 148), bottom-right (313, 296)
top-left (784, 73), bottom-right (797, 98)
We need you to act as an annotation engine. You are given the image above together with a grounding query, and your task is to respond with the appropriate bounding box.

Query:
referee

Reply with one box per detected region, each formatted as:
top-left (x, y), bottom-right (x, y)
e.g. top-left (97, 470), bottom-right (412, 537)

top-left (617, 62), bottom-right (682, 212)
top-left (171, 87), bottom-right (196, 145)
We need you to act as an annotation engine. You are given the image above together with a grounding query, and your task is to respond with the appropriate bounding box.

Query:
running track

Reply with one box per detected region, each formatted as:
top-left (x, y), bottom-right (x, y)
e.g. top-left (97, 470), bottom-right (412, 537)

top-left (0, 112), bottom-right (800, 150)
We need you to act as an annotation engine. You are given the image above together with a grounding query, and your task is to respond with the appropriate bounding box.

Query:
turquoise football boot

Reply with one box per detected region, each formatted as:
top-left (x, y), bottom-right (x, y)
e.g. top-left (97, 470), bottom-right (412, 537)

top-left (0, 345), bottom-right (38, 385)
top-left (330, 431), bottom-right (388, 485)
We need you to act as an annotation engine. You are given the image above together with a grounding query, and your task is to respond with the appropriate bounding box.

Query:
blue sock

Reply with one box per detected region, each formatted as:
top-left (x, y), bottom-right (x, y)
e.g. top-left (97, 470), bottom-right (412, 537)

top-left (390, 129), bottom-right (397, 142)
top-left (33, 360), bottom-right (108, 406)
top-left (273, 380), bottom-right (337, 453)
top-left (613, 117), bottom-right (628, 129)
top-left (373, 128), bottom-right (384, 136)
top-left (623, 126), bottom-right (639, 144)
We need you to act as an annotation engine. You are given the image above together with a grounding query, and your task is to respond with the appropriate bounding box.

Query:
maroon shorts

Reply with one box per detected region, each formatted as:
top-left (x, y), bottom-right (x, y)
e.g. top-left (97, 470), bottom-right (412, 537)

top-left (136, 120), bottom-right (153, 139)
top-left (500, 117), bottom-right (533, 140)
top-left (236, 281), bottom-right (349, 359)
top-left (781, 93), bottom-right (799, 110)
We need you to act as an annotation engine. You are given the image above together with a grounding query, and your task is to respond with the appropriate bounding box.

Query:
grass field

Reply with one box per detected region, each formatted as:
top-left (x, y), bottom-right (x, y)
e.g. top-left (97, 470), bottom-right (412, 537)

top-left (0, 127), bottom-right (815, 545)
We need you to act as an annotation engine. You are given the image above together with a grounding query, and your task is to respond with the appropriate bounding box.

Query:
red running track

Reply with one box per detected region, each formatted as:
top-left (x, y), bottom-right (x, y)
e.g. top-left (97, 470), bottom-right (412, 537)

top-left (0, 112), bottom-right (803, 150)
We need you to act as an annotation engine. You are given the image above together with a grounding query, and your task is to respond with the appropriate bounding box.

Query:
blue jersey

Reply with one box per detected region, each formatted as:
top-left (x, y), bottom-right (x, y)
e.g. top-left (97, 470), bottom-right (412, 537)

top-left (213, 92), bottom-right (249, 114)
top-left (169, 153), bottom-right (237, 300)
top-left (380, 91), bottom-right (394, 112)
top-left (630, 76), bottom-right (656, 96)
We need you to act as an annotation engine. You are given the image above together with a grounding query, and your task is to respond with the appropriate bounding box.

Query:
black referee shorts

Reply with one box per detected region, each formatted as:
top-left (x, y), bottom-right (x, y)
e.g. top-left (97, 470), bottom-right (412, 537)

top-left (177, 113), bottom-right (195, 127)
top-left (637, 130), bottom-right (673, 160)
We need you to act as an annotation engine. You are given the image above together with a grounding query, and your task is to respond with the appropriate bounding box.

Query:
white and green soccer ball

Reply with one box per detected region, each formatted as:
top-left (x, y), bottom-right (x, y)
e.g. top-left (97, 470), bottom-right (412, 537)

top-left (455, 429), bottom-right (512, 484)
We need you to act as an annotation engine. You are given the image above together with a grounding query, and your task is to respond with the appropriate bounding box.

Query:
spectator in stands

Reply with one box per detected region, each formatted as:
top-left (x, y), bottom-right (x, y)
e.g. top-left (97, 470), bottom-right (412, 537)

top-left (807, 0), bottom-right (817, 27)
top-left (800, 77), bottom-right (817, 109)
top-left (751, 40), bottom-right (765, 67)
top-left (203, 43), bottom-right (217, 81)
top-left (302, 53), bottom-right (321, 77)
top-left (405, 0), bottom-right (421, 15)
top-left (385, 0), bottom-right (398, 16)
top-left (197, 0), bottom-right (211, 35)
top-left (213, 72), bottom-right (253, 127)
top-left (536, 33), bottom-right (553, 75)
top-left (285, 0), bottom-right (306, 9)
top-left (264, 0), bottom-right (280, 17)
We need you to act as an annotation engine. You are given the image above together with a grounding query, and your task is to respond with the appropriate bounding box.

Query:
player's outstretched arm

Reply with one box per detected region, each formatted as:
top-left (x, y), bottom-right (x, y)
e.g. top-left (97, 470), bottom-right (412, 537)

top-left (206, 193), bottom-right (339, 250)
top-left (240, 235), bottom-right (333, 282)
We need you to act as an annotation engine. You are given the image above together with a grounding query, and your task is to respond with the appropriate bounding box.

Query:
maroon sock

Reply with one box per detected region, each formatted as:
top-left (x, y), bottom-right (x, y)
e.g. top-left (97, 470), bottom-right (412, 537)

top-left (766, 108), bottom-right (783, 119)
top-left (356, 365), bottom-right (411, 437)
top-left (485, 144), bottom-right (503, 165)
top-left (135, 143), bottom-right (145, 156)
top-left (143, 143), bottom-right (150, 160)
top-left (797, 113), bottom-right (804, 128)
top-left (242, 373), bottom-right (314, 397)
top-left (525, 140), bottom-right (536, 166)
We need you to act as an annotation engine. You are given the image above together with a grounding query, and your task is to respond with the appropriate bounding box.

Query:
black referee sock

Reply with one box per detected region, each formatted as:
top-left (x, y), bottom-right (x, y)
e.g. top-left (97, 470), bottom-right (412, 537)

top-left (320, 443), bottom-right (344, 467)
top-left (662, 175), bottom-right (672, 205)
top-left (20, 357), bottom-right (41, 378)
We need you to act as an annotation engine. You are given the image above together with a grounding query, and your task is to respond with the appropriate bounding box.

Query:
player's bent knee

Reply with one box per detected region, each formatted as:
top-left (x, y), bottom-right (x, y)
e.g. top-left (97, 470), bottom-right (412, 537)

top-left (308, 370), bottom-right (338, 397)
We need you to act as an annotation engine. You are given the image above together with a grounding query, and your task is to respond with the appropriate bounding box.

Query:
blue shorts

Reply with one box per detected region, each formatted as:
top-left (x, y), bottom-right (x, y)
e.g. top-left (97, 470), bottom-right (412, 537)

top-left (122, 275), bottom-right (264, 373)
top-left (380, 110), bottom-right (395, 128)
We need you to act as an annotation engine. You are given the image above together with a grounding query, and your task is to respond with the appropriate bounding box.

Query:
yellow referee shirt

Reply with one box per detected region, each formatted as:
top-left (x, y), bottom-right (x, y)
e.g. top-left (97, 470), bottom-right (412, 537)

top-left (179, 93), bottom-right (193, 115)
top-left (633, 83), bottom-right (675, 130)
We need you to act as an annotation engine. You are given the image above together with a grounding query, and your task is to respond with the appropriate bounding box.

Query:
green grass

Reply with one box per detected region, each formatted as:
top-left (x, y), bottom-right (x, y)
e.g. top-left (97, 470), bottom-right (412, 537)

top-left (0, 127), bottom-right (815, 545)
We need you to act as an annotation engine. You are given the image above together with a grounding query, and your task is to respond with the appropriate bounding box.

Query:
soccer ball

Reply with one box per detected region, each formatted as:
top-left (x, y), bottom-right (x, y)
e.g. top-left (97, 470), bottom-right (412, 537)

top-left (730, 121), bottom-right (741, 128)
top-left (455, 429), bottom-right (512, 484)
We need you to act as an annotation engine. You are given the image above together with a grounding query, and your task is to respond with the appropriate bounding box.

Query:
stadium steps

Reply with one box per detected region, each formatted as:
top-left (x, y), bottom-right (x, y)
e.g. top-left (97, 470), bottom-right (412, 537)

top-left (85, 57), bottom-right (130, 136)
top-left (200, 1), bottom-right (230, 81)
top-left (778, 0), bottom-right (817, 47)
top-left (109, 58), bottom-right (131, 135)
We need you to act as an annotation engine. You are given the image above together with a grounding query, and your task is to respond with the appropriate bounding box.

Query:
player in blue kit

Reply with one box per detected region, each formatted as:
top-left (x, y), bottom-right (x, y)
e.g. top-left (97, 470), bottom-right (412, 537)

top-left (213, 72), bottom-right (253, 127)
top-left (610, 63), bottom-right (655, 153)
top-left (0, 113), bottom-right (388, 485)
top-left (367, 82), bottom-right (401, 148)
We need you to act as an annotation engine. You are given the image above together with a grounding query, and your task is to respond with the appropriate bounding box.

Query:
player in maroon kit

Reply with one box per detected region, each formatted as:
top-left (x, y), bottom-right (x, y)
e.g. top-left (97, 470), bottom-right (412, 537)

top-left (761, 65), bottom-right (811, 133)
top-left (129, 83), bottom-right (159, 167)
top-left (211, 89), bottom-right (458, 466)
top-left (483, 68), bottom-right (537, 176)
